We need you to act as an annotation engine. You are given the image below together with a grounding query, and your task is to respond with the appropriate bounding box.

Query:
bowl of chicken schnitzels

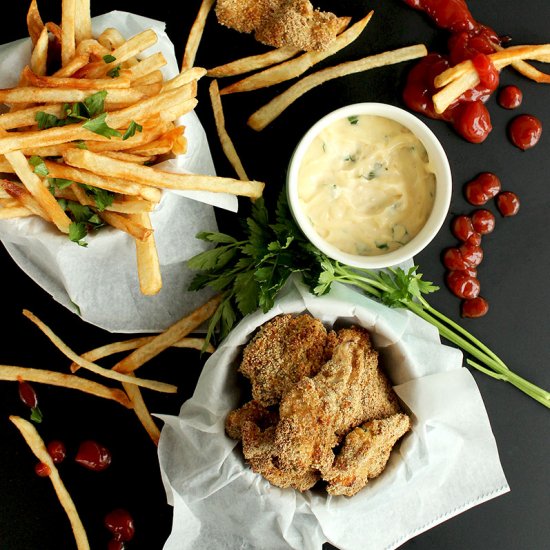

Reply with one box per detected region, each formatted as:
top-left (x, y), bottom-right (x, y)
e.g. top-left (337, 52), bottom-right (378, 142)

top-left (157, 277), bottom-right (509, 550)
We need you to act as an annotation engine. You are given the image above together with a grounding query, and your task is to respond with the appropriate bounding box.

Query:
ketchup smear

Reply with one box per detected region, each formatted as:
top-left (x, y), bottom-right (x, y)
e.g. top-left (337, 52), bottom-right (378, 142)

top-left (74, 440), bottom-right (112, 472)
top-left (402, 0), bottom-right (502, 143)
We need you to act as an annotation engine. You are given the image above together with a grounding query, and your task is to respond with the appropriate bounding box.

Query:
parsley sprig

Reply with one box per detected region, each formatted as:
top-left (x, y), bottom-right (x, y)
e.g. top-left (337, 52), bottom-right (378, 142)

top-left (188, 192), bottom-right (550, 408)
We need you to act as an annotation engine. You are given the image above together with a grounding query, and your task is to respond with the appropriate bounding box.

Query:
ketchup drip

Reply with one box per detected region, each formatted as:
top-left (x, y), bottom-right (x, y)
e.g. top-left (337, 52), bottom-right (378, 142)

top-left (402, 0), bottom-right (501, 143)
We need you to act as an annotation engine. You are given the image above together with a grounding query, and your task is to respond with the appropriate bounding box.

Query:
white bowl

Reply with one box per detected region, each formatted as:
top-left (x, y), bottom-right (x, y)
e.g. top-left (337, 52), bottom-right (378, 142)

top-left (286, 103), bottom-right (452, 269)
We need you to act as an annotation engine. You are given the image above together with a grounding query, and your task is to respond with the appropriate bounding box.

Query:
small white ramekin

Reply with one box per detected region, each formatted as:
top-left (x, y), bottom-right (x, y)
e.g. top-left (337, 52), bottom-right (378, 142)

top-left (286, 103), bottom-right (452, 269)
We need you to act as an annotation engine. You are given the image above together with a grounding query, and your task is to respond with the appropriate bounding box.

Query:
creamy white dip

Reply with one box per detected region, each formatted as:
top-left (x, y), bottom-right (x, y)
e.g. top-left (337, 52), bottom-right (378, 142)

top-left (297, 114), bottom-right (436, 256)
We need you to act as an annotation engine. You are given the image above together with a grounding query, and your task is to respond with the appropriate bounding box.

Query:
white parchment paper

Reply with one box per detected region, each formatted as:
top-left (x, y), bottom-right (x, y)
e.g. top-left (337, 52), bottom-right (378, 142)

top-left (0, 11), bottom-right (236, 333)
top-left (157, 279), bottom-right (509, 550)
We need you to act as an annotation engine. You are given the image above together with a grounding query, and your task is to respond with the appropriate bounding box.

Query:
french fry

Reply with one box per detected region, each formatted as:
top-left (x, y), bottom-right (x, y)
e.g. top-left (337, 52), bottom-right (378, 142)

top-left (0, 365), bottom-right (132, 408)
top-left (162, 66), bottom-right (207, 91)
top-left (30, 27), bottom-right (49, 77)
top-left (22, 66), bottom-right (133, 89)
top-left (22, 309), bottom-right (178, 393)
top-left (248, 44), bottom-right (428, 131)
top-left (122, 379), bottom-right (161, 444)
top-left (220, 11), bottom-right (374, 95)
top-left (0, 103), bottom-right (66, 130)
top-left (0, 205), bottom-right (33, 219)
top-left (113, 294), bottom-right (222, 374)
top-left (432, 44), bottom-right (550, 113)
top-left (209, 80), bottom-right (249, 181)
top-left (207, 46), bottom-right (301, 78)
top-left (75, 38), bottom-right (110, 59)
top-left (4, 151), bottom-right (71, 232)
top-left (0, 179), bottom-right (49, 220)
top-left (130, 212), bottom-right (162, 294)
top-left (181, 0), bottom-right (216, 71)
top-left (75, 0), bottom-right (93, 44)
top-left (10, 416), bottom-right (90, 550)
top-left (63, 149), bottom-right (265, 198)
top-left (0, 86), bottom-right (146, 105)
top-left (97, 27), bottom-right (126, 51)
top-left (100, 210), bottom-right (153, 241)
top-left (61, 0), bottom-right (77, 67)
top-left (53, 54), bottom-right (90, 77)
top-left (125, 52), bottom-right (168, 81)
top-left (26, 0), bottom-right (44, 46)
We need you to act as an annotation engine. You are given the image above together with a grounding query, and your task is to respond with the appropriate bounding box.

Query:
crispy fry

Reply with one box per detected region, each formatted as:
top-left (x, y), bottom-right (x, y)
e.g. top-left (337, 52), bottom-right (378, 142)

top-left (0, 86), bottom-right (146, 105)
top-left (22, 309), bottom-right (178, 393)
top-left (220, 11), bottom-right (373, 95)
top-left (75, 38), bottom-right (110, 59)
top-left (61, 0), bottom-right (77, 67)
top-left (209, 80), bottom-right (249, 180)
top-left (130, 212), bottom-right (162, 295)
top-left (113, 294), bottom-right (222, 374)
top-left (0, 365), bottom-right (132, 408)
top-left (126, 52), bottom-right (168, 81)
top-left (75, 0), bottom-right (93, 44)
top-left (248, 44), bottom-right (428, 131)
top-left (22, 66), bottom-right (133, 89)
top-left (53, 54), bottom-right (90, 77)
top-left (100, 210), bottom-right (153, 241)
top-left (70, 336), bottom-right (214, 372)
top-left (63, 149), bottom-right (265, 198)
top-left (4, 151), bottom-right (71, 232)
top-left (162, 67), bottom-right (207, 91)
top-left (30, 27), bottom-right (49, 77)
top-left (122, 379), bottom-right (161, 444)
top-left (207, 46), bottom-right (301, 78)
top-left (182, 0), bottom-right (216, 71)
top-left (0, 205), bottom-right (33, 219)
top-left (97, 27), bottom-right (126, 50)
top-left (10, 416), bottom-right (90, 550)
top-left (26, 0), bottom-right (44, 46)
top-left (0, 179), bottom-right (49, 220)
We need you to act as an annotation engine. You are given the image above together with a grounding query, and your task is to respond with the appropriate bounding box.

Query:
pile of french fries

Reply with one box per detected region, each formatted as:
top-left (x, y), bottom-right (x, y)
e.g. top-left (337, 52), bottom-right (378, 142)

top-left (0, 0), bottom-right (264, 296)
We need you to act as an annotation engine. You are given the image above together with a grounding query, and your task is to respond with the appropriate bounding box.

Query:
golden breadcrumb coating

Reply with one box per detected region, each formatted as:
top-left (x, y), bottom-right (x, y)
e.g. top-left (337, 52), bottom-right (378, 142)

top-left (215, 0), bottom-right (348, 51)
top-left (239, 313), bottom-right (333, 406)
top-left (227, 317), bottom-right (410, 495)
top-left (325, 413), bottom-right (411, 496)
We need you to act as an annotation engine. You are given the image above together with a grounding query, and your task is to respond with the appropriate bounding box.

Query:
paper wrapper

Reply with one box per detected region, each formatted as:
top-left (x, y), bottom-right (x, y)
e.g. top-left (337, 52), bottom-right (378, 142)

top-left (157, 278), bottom-right (510, 550)
top-left (0, 11), bottom-right (237, 333)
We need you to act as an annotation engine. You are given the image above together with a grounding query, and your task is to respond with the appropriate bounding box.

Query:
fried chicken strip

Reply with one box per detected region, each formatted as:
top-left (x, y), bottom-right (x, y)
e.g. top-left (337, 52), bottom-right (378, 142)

top-left (325, 413), bottom-right (411, 496)
top-left (239, 314), bottom-right (334, 406)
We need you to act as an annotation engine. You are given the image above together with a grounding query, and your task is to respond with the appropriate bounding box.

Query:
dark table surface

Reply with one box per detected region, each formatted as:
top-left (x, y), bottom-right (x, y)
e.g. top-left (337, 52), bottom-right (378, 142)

top-left (1, 1), bottom-right (549, 549)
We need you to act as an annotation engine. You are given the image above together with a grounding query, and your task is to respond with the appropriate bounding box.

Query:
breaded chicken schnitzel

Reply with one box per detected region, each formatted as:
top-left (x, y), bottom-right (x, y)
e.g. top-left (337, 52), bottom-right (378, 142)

top-left (239, 313), bottom-right (335, 406)
top-left (215, 0), bottom-right (349, 51)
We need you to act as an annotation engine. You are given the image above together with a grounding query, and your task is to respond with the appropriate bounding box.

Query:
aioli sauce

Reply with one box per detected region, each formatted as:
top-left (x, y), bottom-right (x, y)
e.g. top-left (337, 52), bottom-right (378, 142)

top-left (297, 115), bottom-right (436, 256)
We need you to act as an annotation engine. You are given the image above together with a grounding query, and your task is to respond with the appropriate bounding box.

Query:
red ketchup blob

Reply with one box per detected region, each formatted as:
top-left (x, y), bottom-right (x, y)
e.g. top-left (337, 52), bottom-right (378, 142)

top-left (459, 242), bottom-right (484, 267)
top-left (471, 209), bottom-right (496, 234)
top-left (446, 270), bottom-right (481, 299)
top-left (498, 85), bottom-right (523, 109)
top-left (462, 296), bottom-right (489, 318)
top-left (402, 0), bottom-right (502, 143)
top-left (47, 440), bottom-right (67, 464)
top-left (75, 440), bottom-right (112, 472)
top-left (443, 247), bottom-right (470, 271)
top-left (508, 114), bottom-right (542, 150)
top-left (105, 508), bottom-right (135, 543)
top-left (496, 191), bottom-right (520, 216)
top-left (464, 172), bottom-right (501, 205)
top-left (18, 378), bottom-right (38, 409)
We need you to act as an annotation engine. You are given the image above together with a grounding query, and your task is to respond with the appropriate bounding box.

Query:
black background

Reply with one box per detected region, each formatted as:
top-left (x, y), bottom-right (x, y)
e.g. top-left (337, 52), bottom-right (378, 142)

top-left (1, 1), bottom-right (549, 549)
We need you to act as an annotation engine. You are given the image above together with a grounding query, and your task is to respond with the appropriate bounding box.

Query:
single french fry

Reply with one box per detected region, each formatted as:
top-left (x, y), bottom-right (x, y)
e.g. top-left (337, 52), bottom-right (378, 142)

top-left (52, 54), bottom-right (90, 77)
top-left (61, 0), bottom-right (77, 67)
top-left (44, 161), bottom-right (161, 201)
top-left (248, 44), bottom-right (428, 131)
top-left (55, 187), bottom-right (155, 214)
top-left (209, 80), bottom-right (249, 181)
top-left (0, 205), bottom-right (33, 219)
top-left (113, 294), bottom-right (222, 374)
top-left (75, 38), bottom-right (110, 59)
top-left (27, 0), bottom-right (44, 46)
top-left (122, 379), bottom-right (161, 444)
top-left (220, 11), bottom-right (374, 95)
top-left (162, 67), bottom-right (207, 91)
top-left (0, 104), bottom-right (66, 130)
top-left (207, 46), bottom-right (301, 78)
top-left (0, 86), bottom-right (146, 105)
top-left (100, 210), bottom-right (153, 241)
top-left (130, 212), bottom-right (162, 295)
top-left (63, 149), bottom-right (265, 198)
top-left (75, 0), bottom-right (93, 44)
top-left (30, 26), bottom-right (49, 77)
top-left (22, 66), bottom-right (133, 89)
top-left (0, 179), bottom-right (49, 220)
top-left (133, 70), bottom-right (164, 86)
top-left (126, 52), bottom-right (167, 81)
top-left (4, 151), bottom-right (71, 233)
top-left (182, 0), bottom-right (216, 71)
top-left (10, 416), bottom-right (90, 550)
top-left (22, 309), bottom-right (178, 393)
top-left (0, 365), bottom-right (132, 408)
top-left (97, 27), bottom-right (126, 51)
